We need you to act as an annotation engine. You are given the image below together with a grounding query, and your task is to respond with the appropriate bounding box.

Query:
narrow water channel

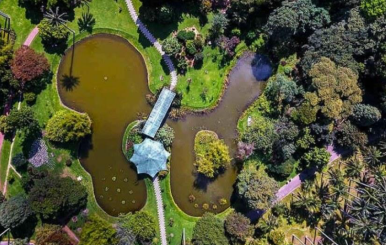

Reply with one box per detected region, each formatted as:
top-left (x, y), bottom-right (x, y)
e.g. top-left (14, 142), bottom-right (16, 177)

top-left (57, 33), bottom-right (271, 216)
top-left (169, 53), bottom-right (270, 216)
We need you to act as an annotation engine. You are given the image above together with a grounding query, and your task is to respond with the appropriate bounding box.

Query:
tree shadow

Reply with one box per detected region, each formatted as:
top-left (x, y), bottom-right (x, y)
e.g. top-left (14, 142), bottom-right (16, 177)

top-left (60, 74), bottom-right (80, 91)
top-left (78, 135), bottom-right (93, 160)
top-left (11, 214), bottom-right (38, 240)
top-left (251, 54), bottom-right (273, 81)
top-left (42, 38), bottom-right (68, 55)
top-left (17, 0), bottom-right (43, 24)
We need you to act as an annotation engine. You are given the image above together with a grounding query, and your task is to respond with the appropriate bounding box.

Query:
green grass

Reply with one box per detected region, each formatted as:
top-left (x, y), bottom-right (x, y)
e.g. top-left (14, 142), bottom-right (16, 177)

top-left (0, 0), bottom-right (37, 47)
top-left (0, 139), bottom-right (11, 190)
top-left (6, 168), bottom-right (25, 198)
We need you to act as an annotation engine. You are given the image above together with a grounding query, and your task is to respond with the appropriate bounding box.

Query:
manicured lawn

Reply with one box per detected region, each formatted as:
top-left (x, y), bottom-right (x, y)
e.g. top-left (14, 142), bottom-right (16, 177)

top-left (6, 168), bottom-right (25, 198)
top-left (0, 139), bottom-right (11, 190)
top-left (0, 0), bottom-right (37, 47)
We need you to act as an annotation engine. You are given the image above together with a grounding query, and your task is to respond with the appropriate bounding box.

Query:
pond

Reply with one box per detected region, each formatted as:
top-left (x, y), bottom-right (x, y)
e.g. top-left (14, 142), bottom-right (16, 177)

top-left (57, 33), bottom-right (271, 217)
top-left (57, 34), bottom-right (150, 216)
top-left (168, 53), bottom-right (270, 216)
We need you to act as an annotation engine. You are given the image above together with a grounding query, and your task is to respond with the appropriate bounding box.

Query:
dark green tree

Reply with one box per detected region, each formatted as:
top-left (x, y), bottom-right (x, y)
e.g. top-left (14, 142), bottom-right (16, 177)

top-left (192, 213), bottom-right (229, 245)
top-left (0, 195), bottom-right (34, 229)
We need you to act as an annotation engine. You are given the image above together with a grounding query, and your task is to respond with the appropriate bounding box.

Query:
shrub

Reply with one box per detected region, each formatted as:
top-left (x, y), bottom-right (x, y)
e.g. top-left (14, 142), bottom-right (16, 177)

top-left (231, 28), bottom-right (241, 37)
top-left (186, 40), bottom-right (197, 55)
top-left (24, 92), bottom-right (37, 104)
top-left (360, 0), bottom-right (386, 19)
top-left (46, 110), bottom-right (92, 143)
top-left (194, 52), bottom-right (204, 63)
top-left (154, 124), bottom-right (174, 148)
top-left (351, 104), bottom-right (381, 127)
top-left (269, 230), bottom-right (286, 245)
top-left (200, 0), bottom-right (212, 14)
top-left (80, 215), bottom-right (118, 245)
top-left (162, 37), bottom-right (181, 56)
top-left (177, 30), bottom-right (196, 42)
top-left (65, 159), bottom-right (72, 167)
top-left (269, 158), bottom-right (295, 178)
top-left (38, 19), bottom-right (68, 42)
top-left (219, 198), bottom-right (227, 206)
top-left (177, 57), bottom-right (188, 72)
top-left (0, 107), bottom-right (39, 135)
top-left (159, 4), bottom-right (174, 24)
top-left (194, 36), bottom-right (204, 49)
top-left (336, 121), bottom-right (368, 150)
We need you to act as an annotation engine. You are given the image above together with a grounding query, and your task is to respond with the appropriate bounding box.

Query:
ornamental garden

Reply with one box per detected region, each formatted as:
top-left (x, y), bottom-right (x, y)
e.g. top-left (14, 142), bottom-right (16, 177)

top-left (0, 0), bottom-right (386, 245)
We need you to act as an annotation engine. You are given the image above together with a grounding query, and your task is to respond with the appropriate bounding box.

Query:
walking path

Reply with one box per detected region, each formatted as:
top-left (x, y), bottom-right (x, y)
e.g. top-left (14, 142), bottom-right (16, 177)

top-left (62, 226), bottom-right (79, 245)
top-left (124, 0), bottom-right (178, 90)
top-left (275, 145), bottom-right (340, 201)
top-left (153, 177), bottom-right (167, 245)
top-left (1, 27), bottom-right (39, 194)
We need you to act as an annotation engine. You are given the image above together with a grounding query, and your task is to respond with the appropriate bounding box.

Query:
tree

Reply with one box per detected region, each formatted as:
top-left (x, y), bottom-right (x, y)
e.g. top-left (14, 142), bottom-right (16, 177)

top-left (36, 224), bottom-right (72, 245)
top-left (194, 131), bottom-right (231, 178)
top-left (0, 107), bottom-right (39, 135)
top-left (361, 0), bottom-right (386, 19)
top-left (192, 213), bottom-right (229, 245)
top-left (301, 8), bottom-right (372, 73)
top-left (336, 121), bottom-right (368, 150)
top-left (308, 57), bottom-right (362, 121)
top-left (11, 46), bottom-right (50, 87)
top-left (237, 165), bottom-right (279, 210)
top-left (225, 212), bottom-right (253, 243)
top-left (28, 175), bottom-right (87, 220)
top-left (45, 110), bottom-right (92, 143)
top-left (210, 13), bottom-right (229, 37)
top-left (161, 37), bottom-right (181, 56)
top-left (79, 215), bottom-right (118, 245)
top-left (38, 19), bottom-right (68, 42)
top-left (265, 75), bottom-right (301, 105)
top-left (159, 4), bottom-right (174, 24)
top-left (117, 211), bottom-right (156, 243)
top-left (0, 195), bottom-right (34, 229)
top-left (264, 0), bottom-right (330, 56)
top-left (301, 147), bottom-right (330, 170)
top-left (352, 104), bottom-right (381, 127)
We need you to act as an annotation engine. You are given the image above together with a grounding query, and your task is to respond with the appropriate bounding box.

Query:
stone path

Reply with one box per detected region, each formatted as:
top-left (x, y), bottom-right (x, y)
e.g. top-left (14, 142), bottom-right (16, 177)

top-left (153, 177), bottom-right (167, 245)
top-left (2, 27), bottom-right (39, 194)
top-left (124, 0), bottom-right (178, 90)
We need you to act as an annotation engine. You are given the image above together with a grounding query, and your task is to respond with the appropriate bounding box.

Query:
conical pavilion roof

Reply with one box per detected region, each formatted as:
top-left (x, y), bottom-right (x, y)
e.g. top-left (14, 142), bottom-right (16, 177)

top-left (130, 138), bottom-right (169, 178)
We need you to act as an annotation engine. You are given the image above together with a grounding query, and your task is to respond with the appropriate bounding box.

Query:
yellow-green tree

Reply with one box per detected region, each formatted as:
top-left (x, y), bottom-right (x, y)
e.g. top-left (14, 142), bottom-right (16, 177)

top-left (194, 131), bottom-right (231, 178)
top-left (304, 57), bottom-right (362, 122)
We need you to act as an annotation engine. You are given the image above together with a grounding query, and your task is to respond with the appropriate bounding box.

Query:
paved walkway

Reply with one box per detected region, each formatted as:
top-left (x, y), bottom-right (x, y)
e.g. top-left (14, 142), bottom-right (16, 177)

top-left (1, 27), bottom-right (39, 194)
top-left (124, 0), bottom-right (178, 90)
top-left (153, 177), bottom-right (167, 245)
top-left (62, 226), bottom-right (79, 245)
top-left (275, 145), bottom-right (340, 201)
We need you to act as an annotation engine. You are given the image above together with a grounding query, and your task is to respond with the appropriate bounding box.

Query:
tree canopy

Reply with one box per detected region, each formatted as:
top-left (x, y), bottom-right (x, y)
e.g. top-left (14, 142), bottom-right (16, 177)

top-left (192, 213), bottom-right (229, 245)
top-left (79, 215), bottom-right (118, 245)
top-left (0, 195), bottom-right (34, 229)
top-left (45, 110), bottom-right (92, 143)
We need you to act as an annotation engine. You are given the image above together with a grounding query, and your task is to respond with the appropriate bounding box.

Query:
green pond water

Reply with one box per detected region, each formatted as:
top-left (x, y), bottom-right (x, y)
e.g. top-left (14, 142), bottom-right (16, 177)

top-left (57, 33), bottom-right (268, 216)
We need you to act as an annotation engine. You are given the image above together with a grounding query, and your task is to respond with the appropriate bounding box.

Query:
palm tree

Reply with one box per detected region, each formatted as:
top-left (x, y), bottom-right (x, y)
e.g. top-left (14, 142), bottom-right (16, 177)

top-left (44, 7), bottom-right (68, 27)
top-left (364, 146), bottom-right (383, 168)
top-left (345, 152), bottom-right (365, 179)
top-left (258, 213), bottom-right (278, 234)
top-left (350, 214), bottom-right (382, 241)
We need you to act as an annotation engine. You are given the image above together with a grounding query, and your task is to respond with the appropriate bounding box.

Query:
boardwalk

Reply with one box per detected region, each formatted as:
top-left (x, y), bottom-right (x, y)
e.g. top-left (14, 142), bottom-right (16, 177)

top-left (124, 0), bottom-right (178, 90)
top-left (153, 177), bottom-right (167, 245)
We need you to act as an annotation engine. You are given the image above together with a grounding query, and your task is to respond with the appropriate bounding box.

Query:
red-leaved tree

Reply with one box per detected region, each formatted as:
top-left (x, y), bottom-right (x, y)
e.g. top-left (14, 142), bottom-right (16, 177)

top-left (11, 45), bottom-right (49, 88)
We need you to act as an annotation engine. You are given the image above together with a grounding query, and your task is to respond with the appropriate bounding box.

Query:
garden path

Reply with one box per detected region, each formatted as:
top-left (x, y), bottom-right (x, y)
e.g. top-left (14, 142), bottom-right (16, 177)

top-left (2, 27), bottom-right (39, 194)
top-left (124, 0), bottom-right (178, 90)
top-left (62, 225), bottom-right (79, 245)
top-left (275, 145), bottom-right (340, 201)
top-left (153, 177), bottom-right (167, 245)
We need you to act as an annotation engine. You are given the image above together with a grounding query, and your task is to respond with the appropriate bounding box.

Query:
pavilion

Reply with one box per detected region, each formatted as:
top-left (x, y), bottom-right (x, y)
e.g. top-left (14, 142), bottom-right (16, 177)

top-left (130, 138), bottom-right (170, 178)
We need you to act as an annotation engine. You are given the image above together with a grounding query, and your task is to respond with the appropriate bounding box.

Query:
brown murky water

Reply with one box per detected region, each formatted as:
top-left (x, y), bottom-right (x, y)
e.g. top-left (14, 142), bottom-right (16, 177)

top-left (168, 53), bottom-right (267, 216)
top-left (57, 34), bottom-right (150, 216)
top-left (57, 33), bottom-right (270, 216)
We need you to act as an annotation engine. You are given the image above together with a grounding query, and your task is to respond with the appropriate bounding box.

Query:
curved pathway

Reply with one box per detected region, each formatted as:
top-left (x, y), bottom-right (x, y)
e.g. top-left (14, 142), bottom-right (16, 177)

top-left (153, 177), bottom-right (167, 245)
top-left (2, 27), bottom-right (39, 194)
top-left (124, 0), bottom-right (178, 90)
